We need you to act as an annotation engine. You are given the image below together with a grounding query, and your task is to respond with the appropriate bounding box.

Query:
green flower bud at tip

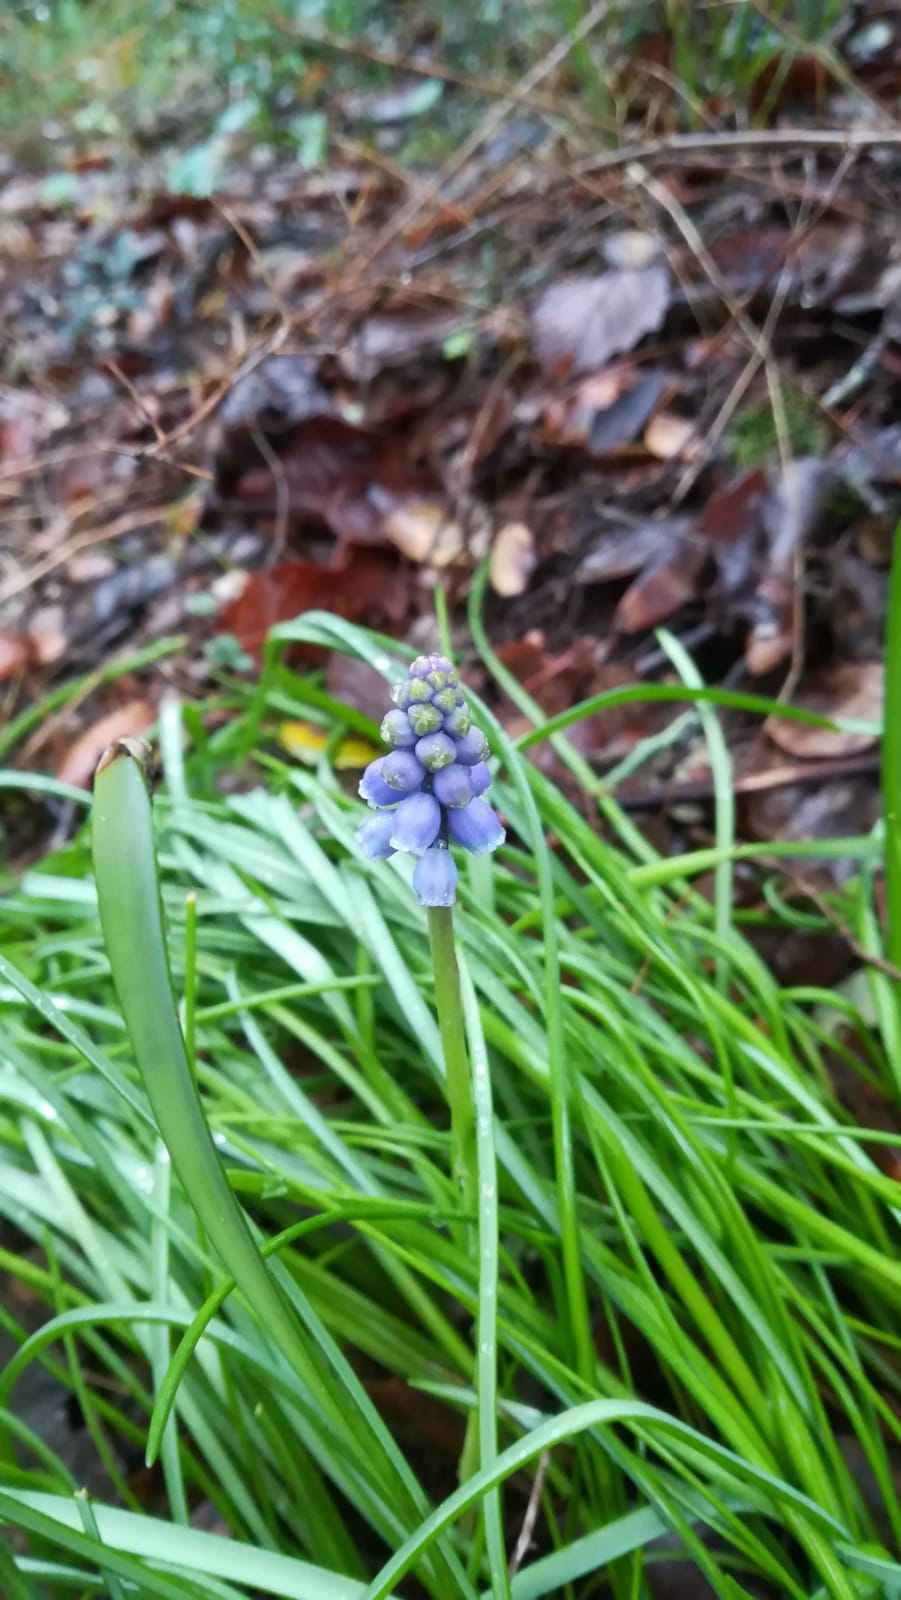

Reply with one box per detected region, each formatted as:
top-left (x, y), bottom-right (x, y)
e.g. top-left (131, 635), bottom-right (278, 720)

top-left (408, 702), bottom-right (443, 735)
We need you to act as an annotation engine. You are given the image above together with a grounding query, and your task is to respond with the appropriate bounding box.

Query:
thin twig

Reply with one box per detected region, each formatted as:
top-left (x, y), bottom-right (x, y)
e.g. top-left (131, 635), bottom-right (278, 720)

top-left (615, 750), bottom-right (880, 810)
top-left (214, 201), bottom-right (292, 334)
top-left (576, 127), bottom-right (901, 177)
top-left (785, 877), bottom-right (901, 987)
top-left (508, 1449), bottom-right (550, 1578)
top-left (249, 426), bottom-right (290, 559)
top-left (148, 322), bottom-right (289, 454)
top-left (104, 361), bottom-right (167, 449)
top-left (0, 504), bottom-right (174, 607)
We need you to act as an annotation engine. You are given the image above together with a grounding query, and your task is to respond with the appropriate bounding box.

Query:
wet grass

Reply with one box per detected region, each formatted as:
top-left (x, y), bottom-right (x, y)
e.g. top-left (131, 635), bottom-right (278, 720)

top-left (0, 580), bottom-right (898, 1596)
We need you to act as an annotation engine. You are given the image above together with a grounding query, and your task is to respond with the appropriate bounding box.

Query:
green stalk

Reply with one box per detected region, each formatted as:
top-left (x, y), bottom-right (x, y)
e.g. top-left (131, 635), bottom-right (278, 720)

top-left (428, 905), bottom-right (508, 1592)
top-left (91, 741), bottom-right (465, 1598)
top-left (92, 744), bottom-right (332, 1418)
top-left (427, 907), bottom-right (479, 1228)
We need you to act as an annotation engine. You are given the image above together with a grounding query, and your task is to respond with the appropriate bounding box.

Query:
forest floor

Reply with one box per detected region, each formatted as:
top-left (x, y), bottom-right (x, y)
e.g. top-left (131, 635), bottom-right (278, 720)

top-left (2, 3), bottom-right (900, 944)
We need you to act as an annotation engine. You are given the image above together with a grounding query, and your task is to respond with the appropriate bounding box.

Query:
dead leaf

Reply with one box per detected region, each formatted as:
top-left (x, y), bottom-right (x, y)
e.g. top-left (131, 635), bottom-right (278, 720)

top-left (602, 230), bottom-right (663, 270)
top-left (531, 264), bottom-right (670, 380)
top-left (765, 663), bottom-right (883, 759)
top-left (497, 631), bottom-right (599, 717)
top-left (218, 355), bottom-right (331, 430)
top-left (489, 522), bottom-right (535, 597)
top-left (540, 368), bottom-right (666, 453)
top-left (746, 775), bottom-right (880, 852)
top-left (380, 497), bottom-right (464, 565)
top-left (576, 516), bottom-right (690, 585)
top-left (615, 537), bottom-right (708, 633)
top-left (0, 631), bottom-right (36, 679)
top-left (341, 296), bottom-right (463, 382)
top-left (59, 699), bottom-right (155, 789)
top-left (699, 468), bottom-right (767, 546)
top-left (325, 654), bottom-right (393, 724)
top-left (644, 411), bottom-right (702, 462)
top-left (222, 414), bottom-right (450, 551)
top-left (221, 544), bottom-right (409, 661)
top-left (746, 458), bottom-right (832, 675)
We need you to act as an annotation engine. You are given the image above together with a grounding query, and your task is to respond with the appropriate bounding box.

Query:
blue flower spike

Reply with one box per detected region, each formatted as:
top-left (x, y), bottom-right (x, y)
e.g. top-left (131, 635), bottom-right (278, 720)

top-left (355, 652), bottom-right (505, 905)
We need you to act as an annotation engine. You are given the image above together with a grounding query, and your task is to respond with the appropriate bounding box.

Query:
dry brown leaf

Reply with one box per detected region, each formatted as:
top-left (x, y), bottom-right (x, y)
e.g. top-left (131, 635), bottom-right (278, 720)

top-left (615, 562), bottom-right (696, 633)
top-left (489, 522), bottom-right (535, 597)
top-left (59, 699), bottom-right (156, 789)
top-left (383, 500), bottom-right (464, 566)
top-left (644, 412), bottom-right (702, 462)
top-left (531, 265), bottom-right (670, 380)
top-left (765, 663), bottom-right (883, 759)
top-left (0, 631), bottom-right (36, 679)
top-left (602, 229), bottom-right (663, 270)
top-left (221, 545), bottom-right (410, 661)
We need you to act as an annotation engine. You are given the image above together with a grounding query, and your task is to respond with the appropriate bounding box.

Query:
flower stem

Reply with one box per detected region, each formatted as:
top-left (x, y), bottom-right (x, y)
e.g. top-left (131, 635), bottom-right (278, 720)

top-left (427, 906), bottom-right (479, 1229)
top-left (427, 904), bottom-right (486, 1533)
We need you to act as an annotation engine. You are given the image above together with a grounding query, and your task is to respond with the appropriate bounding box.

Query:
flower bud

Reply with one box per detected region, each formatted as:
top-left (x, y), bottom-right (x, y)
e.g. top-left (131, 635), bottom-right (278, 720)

top-left (355, 812), bottom-right (397, 860)
top-left (452, 727), bottom-right (490, 766)
top-left (389, 793), bottom-right (441, 856)
top-left (407, 677), bottom-right (433, 703)
top-left (448, 797), bottom-right (505, 856)
top-left (470, 761), bottom-right (491, 796)
top-left (443, 704), bottom-right (471, 738)
top-left (381, 751), bottom-right (426, 792)
top-left (359, 758), bottom-right (403, 808)
top-left (380, 710), bottom-right (416, 748)
top-left (412, 845), bottom-right (458, 906)
top-left (415, 732), bottom-right (457, 772)
top-left (408, 702), bottom-right (443, 736)
top-left (432, 763), bottom-right (473, 808)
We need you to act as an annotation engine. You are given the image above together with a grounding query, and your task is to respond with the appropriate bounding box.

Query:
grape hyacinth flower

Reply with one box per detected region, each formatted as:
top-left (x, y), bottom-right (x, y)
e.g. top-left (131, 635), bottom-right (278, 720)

top-left (355, 653), bottom-right (504, 905)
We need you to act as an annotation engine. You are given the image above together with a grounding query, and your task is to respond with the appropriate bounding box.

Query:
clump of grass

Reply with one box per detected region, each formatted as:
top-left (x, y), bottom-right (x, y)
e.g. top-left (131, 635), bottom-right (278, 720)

top-left (726, 384), bottom-right (828, 468)
top-left (0, 586), bottom-right (898, 1597)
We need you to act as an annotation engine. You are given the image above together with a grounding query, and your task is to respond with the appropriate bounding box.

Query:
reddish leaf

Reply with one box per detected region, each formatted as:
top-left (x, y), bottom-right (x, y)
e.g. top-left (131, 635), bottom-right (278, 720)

top-left (0, 631), bottom-right (36, 679)
top-left (59, 699), bottom-right (155, 789)
top-left (497, 635), bottom-right (659, 760)
top-left (221, 545), bottom-right (409, 661)
top-left (497, 631), bottom-right (598, 717)
top-left (615, 540), bottom-right (707, 633)
top-left (614, 560), bottom-right (704, 633)
top-left (698, 468), bottom-right (767, 545)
